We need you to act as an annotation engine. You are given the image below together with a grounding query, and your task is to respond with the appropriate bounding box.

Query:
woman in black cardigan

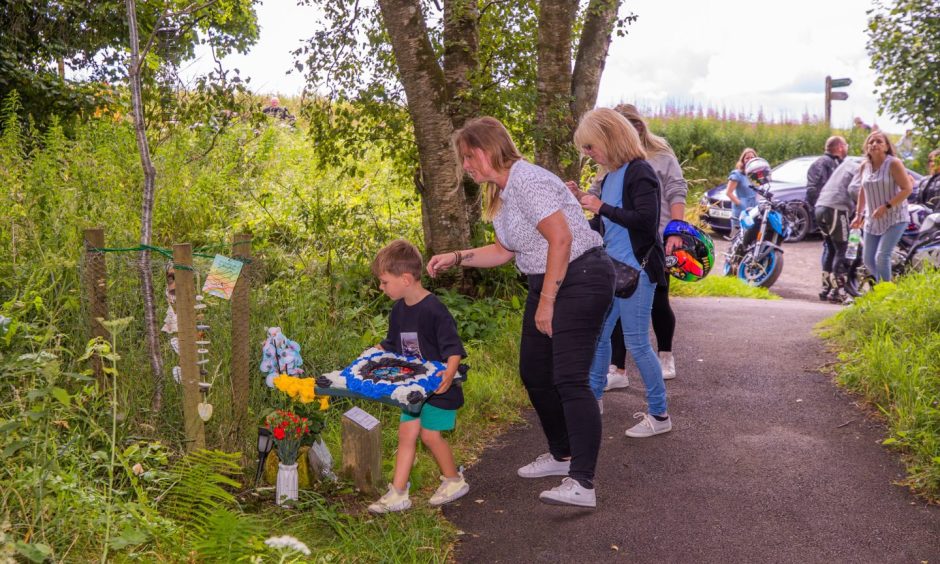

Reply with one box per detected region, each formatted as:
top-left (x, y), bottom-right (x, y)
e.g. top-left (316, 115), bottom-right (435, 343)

top-left (573, 108), bottom-right (671, 438)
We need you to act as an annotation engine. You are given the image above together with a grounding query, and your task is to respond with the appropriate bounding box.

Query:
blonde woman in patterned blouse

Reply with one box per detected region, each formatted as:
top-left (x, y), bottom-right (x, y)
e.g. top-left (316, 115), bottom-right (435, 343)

top-left (427, 116), bottom-right (614, 508)
top-left (850, 131), bottom-right (913, 282)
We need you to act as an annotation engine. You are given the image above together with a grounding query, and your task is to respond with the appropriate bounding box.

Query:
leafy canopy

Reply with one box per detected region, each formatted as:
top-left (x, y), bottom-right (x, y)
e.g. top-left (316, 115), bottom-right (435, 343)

top-left (867, 0), bottom-right (940, 145)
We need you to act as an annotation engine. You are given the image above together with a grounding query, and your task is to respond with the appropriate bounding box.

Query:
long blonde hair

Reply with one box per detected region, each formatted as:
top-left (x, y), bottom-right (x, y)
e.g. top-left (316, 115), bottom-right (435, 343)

top-left (452, 117), bottom-right (522, 222)
top-left (614, 104), bottom-right (672, 156)
top-left (574, 108), bottom-right (647, 172)
top-left (736, 147), bottom-right (757, 172)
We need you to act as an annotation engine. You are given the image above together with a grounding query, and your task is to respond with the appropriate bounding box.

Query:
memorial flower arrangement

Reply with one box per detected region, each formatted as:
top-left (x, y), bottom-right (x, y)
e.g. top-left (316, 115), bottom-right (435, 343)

top-left (264, 409), bottom-right (311, 465)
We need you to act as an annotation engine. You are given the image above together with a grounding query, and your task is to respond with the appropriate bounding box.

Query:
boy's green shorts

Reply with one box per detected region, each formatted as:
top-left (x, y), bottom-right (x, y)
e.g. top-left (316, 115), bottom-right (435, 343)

top-left (400, 403), bottom-right (457, 431)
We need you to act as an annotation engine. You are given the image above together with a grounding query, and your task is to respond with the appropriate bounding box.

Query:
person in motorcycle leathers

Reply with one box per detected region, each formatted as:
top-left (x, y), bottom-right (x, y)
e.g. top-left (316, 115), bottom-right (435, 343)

top-left (814, 156), bottom-right (862, 304)
top-left (808, 136), bottom-right (848, 300)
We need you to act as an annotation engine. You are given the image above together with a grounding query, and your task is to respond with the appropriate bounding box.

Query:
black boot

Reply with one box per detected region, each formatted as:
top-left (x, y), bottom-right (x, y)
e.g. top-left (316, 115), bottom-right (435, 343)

top-left (830, 276), bottom-right (854, 305)
top-left (818, 272), bottom-right (833, 301)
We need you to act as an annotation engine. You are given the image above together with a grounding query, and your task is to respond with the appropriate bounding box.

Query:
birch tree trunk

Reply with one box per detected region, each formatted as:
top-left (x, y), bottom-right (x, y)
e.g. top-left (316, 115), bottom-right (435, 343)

top-left (536, 0), bottom-right (622, 180)
top-left (126, 0), bottom-right (165, 412)
top-left (377, 0), bottom-right (471, 258)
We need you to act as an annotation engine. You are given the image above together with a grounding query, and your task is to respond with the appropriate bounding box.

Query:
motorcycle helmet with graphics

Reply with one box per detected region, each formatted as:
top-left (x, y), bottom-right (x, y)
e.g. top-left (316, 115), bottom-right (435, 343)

top-left (662, 220), bottom-right (715, 282)
top-left (744, 157), bottom-right (772, 186)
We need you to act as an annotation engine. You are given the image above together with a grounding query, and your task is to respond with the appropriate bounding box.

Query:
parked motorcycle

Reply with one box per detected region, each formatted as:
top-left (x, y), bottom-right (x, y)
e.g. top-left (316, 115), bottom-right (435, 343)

top-left (722, 158), bottom-right (791, 288)
top-left (845, 205), bottom-right (940, 296)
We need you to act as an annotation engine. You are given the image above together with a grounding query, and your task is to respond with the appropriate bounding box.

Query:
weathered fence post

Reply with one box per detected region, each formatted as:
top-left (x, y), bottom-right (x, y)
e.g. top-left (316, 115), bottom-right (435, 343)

top-left (231, 233), bottom-right (251, 443)
top-left (341, 407), bottom-right (383, 495)
top-left (173, 243), bottom-right (206, 451)
top-left (83, 228), bottom-right (110, 386)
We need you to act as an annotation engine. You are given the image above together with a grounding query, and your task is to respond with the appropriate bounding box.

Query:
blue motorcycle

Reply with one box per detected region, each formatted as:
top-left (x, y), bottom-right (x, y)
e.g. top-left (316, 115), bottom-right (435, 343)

top-left (722, 159), bottom-right (790, 288)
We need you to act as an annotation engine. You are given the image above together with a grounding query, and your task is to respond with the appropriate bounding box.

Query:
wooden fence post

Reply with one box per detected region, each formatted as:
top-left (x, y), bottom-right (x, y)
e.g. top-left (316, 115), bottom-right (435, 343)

top-left (83, 228), bottom-right (110, 386)
top-left (231, 233), bottom-right (251, 442)
top-left (341, 408), bottom-right (383, 495)
top-left (173, 243), bottom-right (205, 451)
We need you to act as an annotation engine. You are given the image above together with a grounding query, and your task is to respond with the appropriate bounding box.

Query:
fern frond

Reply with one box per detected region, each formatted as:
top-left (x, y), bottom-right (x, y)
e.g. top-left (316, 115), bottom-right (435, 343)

top-left (190, 508), bottom-right (264, 563)
top-left (160, 449), bottom-right (243, 531)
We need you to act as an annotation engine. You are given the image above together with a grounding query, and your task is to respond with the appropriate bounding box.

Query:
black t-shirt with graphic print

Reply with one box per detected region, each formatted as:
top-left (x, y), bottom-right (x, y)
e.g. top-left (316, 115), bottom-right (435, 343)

top-left (379, 293), bottom-right (466, 410)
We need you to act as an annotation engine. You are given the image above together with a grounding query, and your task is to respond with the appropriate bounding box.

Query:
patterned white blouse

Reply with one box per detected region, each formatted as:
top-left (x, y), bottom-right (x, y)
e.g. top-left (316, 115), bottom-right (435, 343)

top-left (861, 155), bottom-right (908, 236)
top-left (492, 160), bottom-right (603, 275)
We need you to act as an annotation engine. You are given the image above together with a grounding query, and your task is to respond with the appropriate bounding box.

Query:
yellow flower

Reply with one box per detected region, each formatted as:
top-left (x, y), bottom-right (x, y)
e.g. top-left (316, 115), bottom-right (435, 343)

top-left (274, 374), bottom-right (317, 403)
top-left (318, 396), bottom-right (330, 411)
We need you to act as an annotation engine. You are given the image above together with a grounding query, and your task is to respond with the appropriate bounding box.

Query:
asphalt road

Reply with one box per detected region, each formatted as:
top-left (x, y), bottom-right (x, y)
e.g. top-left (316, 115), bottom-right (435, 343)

top-left (444, 287), bottom-right (939, 561)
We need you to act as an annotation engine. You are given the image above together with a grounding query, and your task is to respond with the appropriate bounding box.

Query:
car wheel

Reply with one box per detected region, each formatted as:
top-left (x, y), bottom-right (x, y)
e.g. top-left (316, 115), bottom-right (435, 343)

top-left (784, 203), bottom-right (811, 242)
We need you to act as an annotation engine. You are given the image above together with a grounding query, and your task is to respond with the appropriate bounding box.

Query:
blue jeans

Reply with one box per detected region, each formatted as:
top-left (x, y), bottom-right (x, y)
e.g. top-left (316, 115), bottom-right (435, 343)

top-left (588, 271), bottom-right (667, 415)
top-left (863, 222), bottom-right (905, 282)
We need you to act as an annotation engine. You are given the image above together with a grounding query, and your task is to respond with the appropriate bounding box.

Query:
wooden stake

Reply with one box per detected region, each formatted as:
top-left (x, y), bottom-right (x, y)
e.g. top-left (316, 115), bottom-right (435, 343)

top-left (341, 411), bottom-right (383, 495)
top-left (231, 233), bottom-right (251, 442)
top-left (83, 228), bottom-right (110, 386)
top-left (173, 243), bottom-right (205, 451)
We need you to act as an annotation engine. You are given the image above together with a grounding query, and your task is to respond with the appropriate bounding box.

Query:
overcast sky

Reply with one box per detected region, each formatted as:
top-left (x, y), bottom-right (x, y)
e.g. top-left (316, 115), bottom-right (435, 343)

top-left (181, 0), bottom-right (902, 132)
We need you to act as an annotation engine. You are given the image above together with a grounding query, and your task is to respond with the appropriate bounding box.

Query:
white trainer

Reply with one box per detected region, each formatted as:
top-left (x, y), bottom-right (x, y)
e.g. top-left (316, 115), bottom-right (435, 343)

top-left (597, 398), bottom-right (604, 415)
top-left (624, 412), bottom-right (672, 438)
top-left (538, 477), bottom-right (596, 508)
top-left (517, 453), bottom-right (570, 478)
top-left (604, 370), bottom-right (630, 391)
top-left (429, 474), bottom-right (470, 506)
top-left (659, 351), bottom-right (676, 380)
top-left (368, 484), bottom-right (412, 513)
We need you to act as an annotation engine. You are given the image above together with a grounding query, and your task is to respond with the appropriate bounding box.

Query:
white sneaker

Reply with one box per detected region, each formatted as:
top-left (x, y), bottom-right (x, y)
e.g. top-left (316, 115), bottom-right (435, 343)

top-left (597, 398), bottom-right (604, 414)
top-left (659, 351), bottom-right (676, 380)
top-left (624, 412), bottom-right (672, 438)
top-left (429, 474), bottom-right (469, 506)
top-left (604, 370), bottom-right (629, 391)
top-left (538, 477), bottom-right (596, 508)
top-left (517, 453), bottom-right (570, 478)
top-left (368, 484), bottom-right (411, 513)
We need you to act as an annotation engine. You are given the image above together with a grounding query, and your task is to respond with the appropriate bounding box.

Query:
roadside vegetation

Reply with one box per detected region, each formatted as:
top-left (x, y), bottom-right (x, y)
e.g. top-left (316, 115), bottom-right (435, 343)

top-left (818, 270), bottom-right (940, 501)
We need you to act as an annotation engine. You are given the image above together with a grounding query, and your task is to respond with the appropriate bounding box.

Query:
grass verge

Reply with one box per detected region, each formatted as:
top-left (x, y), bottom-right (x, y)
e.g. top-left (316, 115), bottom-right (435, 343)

top-left (671, 274), bottom-right (779, 299)
top-left (816, 270), bottom-right (940, 501)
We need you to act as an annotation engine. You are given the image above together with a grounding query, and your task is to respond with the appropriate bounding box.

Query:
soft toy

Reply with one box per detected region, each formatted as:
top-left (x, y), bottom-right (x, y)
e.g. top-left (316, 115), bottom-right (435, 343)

top-left (259, 327), bottom-right (304, 387)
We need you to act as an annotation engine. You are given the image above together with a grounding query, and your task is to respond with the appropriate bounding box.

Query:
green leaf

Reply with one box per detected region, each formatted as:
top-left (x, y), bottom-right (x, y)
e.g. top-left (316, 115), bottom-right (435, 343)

top-left (51, 387), bottom-right (71, 407)
top-left (881, 437), bottom-right (898, 445)
top-left (14, 541), bottom-right (53, 563)
top-left (0, 419), bottom-right (21, 434)
top-left (109, 526), bottom-right (149, 550)
top-left (1, 440), bottom-right (29, 459)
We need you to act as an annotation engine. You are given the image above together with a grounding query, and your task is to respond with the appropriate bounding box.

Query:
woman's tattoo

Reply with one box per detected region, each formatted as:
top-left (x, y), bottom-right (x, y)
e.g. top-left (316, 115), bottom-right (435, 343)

top-left (463, 252), bottom-right (474, 263)
top-left (554, 280), bottom-right (562, 288)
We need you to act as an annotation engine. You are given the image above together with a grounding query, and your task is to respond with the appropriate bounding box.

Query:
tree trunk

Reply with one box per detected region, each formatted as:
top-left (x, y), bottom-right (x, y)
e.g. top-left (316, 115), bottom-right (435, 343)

top-left (442, 0), bottom-right (483, 229)
top-left (535, 0), bottom-right (622, 181)
top-left (567, 0), bottom-right (622, 180)
top-left (377, 0), bottom-right (470, 258)
top-left (126, 0), bottom-right (165, 412)
top-left (534, 0), bottom-right (579, 178)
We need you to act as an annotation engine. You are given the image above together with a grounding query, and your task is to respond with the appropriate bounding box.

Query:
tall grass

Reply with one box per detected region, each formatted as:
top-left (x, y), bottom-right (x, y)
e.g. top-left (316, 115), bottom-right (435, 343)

top-left (817, 271), bottom-right (940, 500)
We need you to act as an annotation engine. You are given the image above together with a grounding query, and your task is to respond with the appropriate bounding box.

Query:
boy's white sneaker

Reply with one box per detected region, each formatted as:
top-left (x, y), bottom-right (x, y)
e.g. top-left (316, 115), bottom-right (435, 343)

top-left (517, 453), bottom-right (570, 478)
top-left (538, 477), bottom-right (596, 508)
top-left (429, 474), bottom-right (469, 506)
top-left (368, 485), bottom-right (411, 513)
top-left (624, 412), bottom-right (672, 438)
top-left (659, 351), bottom-right (676, 380)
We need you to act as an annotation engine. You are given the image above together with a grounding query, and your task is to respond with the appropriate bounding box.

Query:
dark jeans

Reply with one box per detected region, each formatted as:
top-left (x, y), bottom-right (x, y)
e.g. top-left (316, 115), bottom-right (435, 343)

top-left (522, 247), bottom-right (614, 485)
top-left (815, 206), bottom-right (849, 278)
top-left (611, 275), bottom-right (673, 368)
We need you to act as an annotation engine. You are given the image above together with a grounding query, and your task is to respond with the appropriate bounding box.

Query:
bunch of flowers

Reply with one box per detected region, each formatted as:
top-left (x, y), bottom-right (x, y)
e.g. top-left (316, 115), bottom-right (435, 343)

top-left (264, 409), bottom-right (311, 465)
top-left (273, 374), bottom-right (330, 411)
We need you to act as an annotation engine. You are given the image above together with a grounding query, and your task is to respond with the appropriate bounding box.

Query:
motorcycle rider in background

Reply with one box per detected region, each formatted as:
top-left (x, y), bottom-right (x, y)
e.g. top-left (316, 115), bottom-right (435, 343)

top-left (814, 154), bottom-right (861, 304)
top-left (725, 148), bottom-right (759, 238)
top-left (807, 137), bottom-right (848, 301)
top-left (913, 148), bottom-right (940, 212)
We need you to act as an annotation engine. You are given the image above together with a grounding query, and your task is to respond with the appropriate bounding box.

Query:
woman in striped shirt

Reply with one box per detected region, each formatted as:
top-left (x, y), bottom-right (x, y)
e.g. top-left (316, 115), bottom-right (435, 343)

top-left (850, 131), bottom-right (914, 282)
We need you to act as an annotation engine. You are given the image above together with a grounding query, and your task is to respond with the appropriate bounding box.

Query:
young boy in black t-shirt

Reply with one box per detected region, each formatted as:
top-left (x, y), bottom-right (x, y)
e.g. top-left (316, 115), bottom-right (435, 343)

top-left (367, 239), bottom-right (469, 513)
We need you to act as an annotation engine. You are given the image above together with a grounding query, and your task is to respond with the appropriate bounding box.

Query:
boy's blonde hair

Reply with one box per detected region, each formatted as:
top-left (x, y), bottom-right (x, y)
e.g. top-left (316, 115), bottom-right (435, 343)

top-left (372, 239), bottom-right (423, 279)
